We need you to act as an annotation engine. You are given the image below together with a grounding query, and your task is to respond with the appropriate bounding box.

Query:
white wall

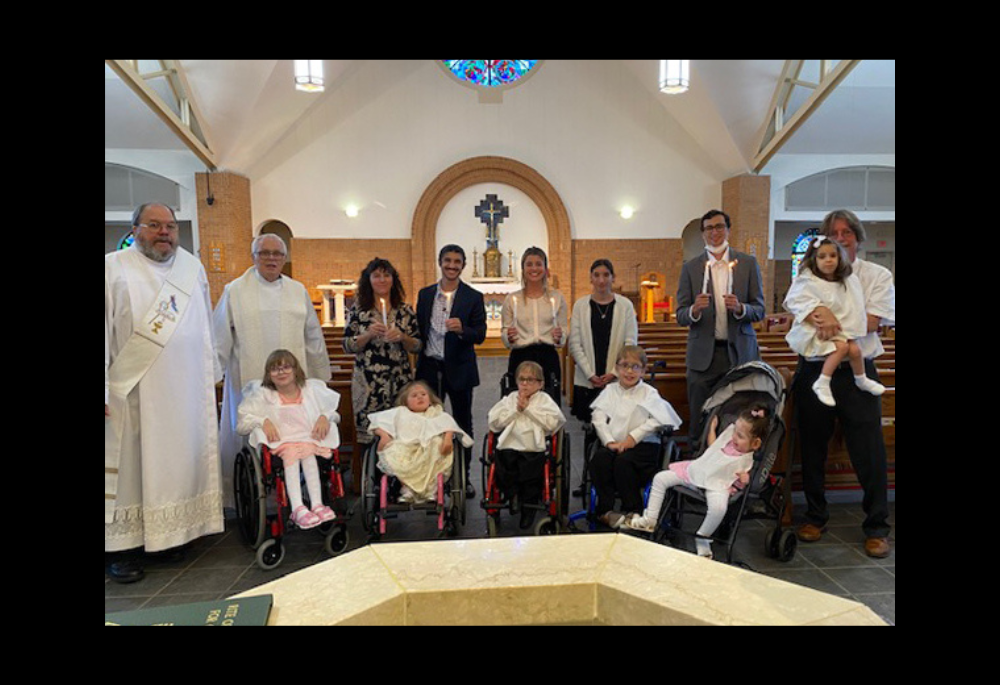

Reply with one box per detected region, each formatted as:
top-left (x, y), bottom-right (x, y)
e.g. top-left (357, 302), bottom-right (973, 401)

top-left (104, 149), bottom-right (205, 247)
top-left (437, 183), bottom-right (546, 278)
top-left (764, 153), bottom-right (896, 259)
top-left (248, 60), bottom-right (725, 243)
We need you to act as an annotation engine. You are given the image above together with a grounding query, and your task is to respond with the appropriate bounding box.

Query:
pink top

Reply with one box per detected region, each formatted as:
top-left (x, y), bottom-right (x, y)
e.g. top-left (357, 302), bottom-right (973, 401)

top-left (272, 392), bottom-right (333, 463)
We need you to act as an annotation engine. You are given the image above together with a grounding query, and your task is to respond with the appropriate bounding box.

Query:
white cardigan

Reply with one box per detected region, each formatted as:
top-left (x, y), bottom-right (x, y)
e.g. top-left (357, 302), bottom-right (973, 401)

top-left (237, 379), bottom-right (342, 451)
top-left (568, 294), bottom-right (639, 389)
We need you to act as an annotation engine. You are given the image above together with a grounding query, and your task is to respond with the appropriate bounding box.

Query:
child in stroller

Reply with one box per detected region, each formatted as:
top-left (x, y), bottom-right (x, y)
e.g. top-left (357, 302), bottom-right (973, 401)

top-left (623, 403), bottom-right (770, 559)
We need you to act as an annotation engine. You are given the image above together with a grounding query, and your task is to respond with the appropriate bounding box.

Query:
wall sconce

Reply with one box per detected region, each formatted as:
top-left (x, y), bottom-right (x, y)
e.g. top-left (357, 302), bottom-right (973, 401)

top-left (620, 205), bottom-right (635, 220)
top-left (345, 205), bottom-right (360, 218)
top-left (659, 60), bottom-right (690, 94)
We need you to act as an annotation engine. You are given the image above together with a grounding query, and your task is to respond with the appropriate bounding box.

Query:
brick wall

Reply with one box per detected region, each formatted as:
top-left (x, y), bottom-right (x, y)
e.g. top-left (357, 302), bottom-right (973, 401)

top-left (723, 175), bottom-right (773, 311)
top-left (291, 238), bottom-right (413, 304)
top-left (571, 239), bottom-right (683, 309)
top-left (195, 169), bottom-right (771, 317)
top-left (216, 233), bottom-right (686, 317)
top-left (195, 171), bottom-right (254, 305)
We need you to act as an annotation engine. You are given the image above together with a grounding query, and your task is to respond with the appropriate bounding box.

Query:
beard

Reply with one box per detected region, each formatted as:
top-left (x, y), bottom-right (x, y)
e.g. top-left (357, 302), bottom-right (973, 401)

top-left (136, 238), bottom-right (176, 263)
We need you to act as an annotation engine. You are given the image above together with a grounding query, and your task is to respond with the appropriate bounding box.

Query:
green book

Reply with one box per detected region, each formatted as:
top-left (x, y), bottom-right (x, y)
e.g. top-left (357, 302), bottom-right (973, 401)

top-left (105, 594), bottom-right (273, 626)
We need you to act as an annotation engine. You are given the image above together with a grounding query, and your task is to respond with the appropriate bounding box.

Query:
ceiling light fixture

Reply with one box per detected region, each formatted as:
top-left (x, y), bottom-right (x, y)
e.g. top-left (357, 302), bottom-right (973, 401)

top-left (659, 60), bottom-right (690, 94)
top-left (294, 60), bottom-right (324, 93)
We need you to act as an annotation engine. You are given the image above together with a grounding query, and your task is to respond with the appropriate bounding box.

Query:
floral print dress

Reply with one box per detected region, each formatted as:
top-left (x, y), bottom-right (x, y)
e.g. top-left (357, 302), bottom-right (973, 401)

top-left (343, 303), bottom-right (421, 444)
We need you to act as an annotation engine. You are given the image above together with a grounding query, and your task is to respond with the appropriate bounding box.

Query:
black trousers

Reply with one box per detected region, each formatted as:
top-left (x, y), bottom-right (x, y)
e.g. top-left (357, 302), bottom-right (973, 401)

top-left (417, 356), bottom-right (475, 437)
top-left (794, 357), bottom-right (890, 538)
top-left (589, 441), bottom-right (661, 516)
top-left (495, 449), bottom-right (546, 503)
top-left (686, 341), bottom-right (733, 450)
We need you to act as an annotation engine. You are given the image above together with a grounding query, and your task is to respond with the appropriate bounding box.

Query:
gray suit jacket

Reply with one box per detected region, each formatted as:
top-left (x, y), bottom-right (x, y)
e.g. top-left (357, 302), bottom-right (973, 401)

top-left (675, 250), bottom-right (765, 373)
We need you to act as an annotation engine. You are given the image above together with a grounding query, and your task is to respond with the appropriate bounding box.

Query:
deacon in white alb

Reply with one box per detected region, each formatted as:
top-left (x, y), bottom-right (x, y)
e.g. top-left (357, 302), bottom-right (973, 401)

top-left (105, 204), bottom-right (224, 580)
top-left (213, 234), bottom-right (331, 502)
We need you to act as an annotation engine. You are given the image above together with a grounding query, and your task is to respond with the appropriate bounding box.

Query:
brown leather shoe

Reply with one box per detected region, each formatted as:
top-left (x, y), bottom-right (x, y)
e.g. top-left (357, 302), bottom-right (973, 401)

top-left (865, 537), bottom-right (891, 558)
top-left (796, 523), bottom-right (825, 542)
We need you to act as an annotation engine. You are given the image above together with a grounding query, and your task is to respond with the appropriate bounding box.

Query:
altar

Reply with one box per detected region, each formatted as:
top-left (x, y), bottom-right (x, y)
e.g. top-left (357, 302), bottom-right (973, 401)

top-left (317, 280), bottom-right (356, 327)
top-left (468, 277), bottom-right (520, 337)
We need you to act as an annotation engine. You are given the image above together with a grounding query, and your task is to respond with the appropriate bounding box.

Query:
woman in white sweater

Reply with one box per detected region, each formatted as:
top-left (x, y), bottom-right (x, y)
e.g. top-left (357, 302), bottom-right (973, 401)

top-left (568, 259), bottom-right (639, 422)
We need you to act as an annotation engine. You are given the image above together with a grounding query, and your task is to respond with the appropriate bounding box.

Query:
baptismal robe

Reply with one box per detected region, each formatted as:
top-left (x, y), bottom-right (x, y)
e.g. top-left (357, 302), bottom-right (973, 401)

top-left (590, 380), bottom-right (683, 447)
top-left (105, 245), bottom-right (224, 553)
top-left (213, 268), bottom-right (331, 505)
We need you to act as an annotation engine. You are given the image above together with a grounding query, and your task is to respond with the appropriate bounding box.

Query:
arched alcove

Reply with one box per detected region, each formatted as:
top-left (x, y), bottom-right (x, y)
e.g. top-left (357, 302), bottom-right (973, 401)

top-left (681, 218), bottom-right (705, 262)
top-left (411, 156), bottom-right (572, 295)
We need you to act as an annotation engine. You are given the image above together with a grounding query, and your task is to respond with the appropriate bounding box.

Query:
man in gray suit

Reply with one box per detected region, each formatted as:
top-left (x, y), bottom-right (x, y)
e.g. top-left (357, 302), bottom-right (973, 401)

top-left (676, 209), bottom-right (766, 447)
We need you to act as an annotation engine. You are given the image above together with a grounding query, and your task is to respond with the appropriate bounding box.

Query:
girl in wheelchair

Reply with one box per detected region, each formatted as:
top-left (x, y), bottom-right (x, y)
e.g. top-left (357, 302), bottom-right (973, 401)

top-left (487, 361), bottom-right (567, 529)
top-left (368, 381), bottom-right (473, 504)
top-left (237, 349), bottom-right (342, 530)
top-left (622, 404), bottom-right (770, 558)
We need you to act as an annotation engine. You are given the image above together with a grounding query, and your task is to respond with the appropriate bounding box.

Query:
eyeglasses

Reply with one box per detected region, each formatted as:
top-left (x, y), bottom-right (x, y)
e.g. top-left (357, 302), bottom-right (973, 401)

top-left (615, 362), bottom-right (644, 373)
top-left (270, 365), bottom-right (294, 374)
top-left (255, 251), bottom-right (286, 259)
top-left (137, 222), bottom-right (179, 232)
top-left (517, 376), bottom-right (543, 384)
top-left (703, 222), bottom-right (728, 233)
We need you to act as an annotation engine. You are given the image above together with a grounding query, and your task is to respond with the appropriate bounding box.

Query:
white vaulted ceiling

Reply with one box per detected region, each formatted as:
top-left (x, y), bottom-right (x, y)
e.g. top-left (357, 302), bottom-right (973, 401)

top-left (105, 59), bottom-right (894, 178)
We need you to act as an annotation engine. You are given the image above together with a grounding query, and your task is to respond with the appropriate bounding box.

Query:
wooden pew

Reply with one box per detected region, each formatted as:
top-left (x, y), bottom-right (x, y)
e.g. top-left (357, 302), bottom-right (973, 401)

top-left (644, 368), bottom-right (691, 441)
top-left (786, 376), bottom-right (896, 493)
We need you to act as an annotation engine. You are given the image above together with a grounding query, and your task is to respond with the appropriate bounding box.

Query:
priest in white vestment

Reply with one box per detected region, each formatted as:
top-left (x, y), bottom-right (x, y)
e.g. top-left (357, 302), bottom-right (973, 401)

top-left (213, 234), bottom-right (331, 506)
top-left (105, 204), bottom-right (224, 580)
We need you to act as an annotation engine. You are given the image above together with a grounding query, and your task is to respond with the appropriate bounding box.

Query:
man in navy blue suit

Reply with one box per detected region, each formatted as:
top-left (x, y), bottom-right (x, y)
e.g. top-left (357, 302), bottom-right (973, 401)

top-left (416, 245), bottom-right (487, 496)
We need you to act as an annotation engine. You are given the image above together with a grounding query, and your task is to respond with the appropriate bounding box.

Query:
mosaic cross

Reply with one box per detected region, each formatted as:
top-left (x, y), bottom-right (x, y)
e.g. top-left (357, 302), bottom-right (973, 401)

top-left (475, 194), bottom-right (509, 248)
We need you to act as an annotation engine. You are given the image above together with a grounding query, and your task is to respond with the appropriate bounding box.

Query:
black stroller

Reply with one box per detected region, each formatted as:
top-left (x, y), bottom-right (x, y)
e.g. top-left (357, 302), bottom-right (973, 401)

top-left (655, 361), bottom-right (796, 565)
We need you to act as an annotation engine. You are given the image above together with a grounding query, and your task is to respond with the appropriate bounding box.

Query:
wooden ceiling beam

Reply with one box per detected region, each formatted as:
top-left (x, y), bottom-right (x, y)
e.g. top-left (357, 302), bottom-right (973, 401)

top-left (106, 59), bottom-right (218, 170)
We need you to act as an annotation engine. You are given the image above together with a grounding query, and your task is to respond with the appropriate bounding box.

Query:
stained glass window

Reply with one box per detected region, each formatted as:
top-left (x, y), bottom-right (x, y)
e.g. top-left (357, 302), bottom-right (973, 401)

top-left (791, 228), bottom-right (819, 279)
top-left (118, 233), bottom-right (135, 251)
top-left (442, 60), bottom-right (538, 88)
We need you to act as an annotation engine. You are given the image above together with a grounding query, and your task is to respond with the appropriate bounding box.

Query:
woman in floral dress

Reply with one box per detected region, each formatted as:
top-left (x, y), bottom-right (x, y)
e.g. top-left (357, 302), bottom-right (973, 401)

top-left (343, 258), bottom-right (422, 446)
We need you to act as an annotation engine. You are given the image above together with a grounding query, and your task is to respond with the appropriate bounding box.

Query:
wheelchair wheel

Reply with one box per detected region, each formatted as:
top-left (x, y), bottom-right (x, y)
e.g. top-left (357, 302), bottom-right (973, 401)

top-left (255, 538), bottom-right (285, 570)
top-left (233, 448), bottom-right (267, 550)
top-left (359, 442), bottom-right (381, 539)
top-left (539, 430), bottom-right (570, 535)
top-left (324, 524), bottom-right (351, 556)
top-left (450, 444), bottom-right (467, 529)
top-left (534, 517), bottom-right (560, 536)
top-left (557, 432), bottom-right (571, 519)
top-left (765, 526), bottom-right (797, 562)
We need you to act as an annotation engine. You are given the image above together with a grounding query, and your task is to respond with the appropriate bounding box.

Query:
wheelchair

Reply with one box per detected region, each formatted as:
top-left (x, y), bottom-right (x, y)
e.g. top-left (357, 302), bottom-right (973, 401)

top-left (233, 443), bottom-right (352, 571)
top-left (567, 424), bottom-right (680, 532)
top-left (480, 370), bottom-right (571, 537)
top-left (360, 436), bottom-right (468, 541)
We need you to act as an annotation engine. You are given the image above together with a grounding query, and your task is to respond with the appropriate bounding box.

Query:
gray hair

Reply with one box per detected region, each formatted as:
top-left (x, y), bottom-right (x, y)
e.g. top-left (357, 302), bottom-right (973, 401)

top-left (820, 209), bottom-right (867, 244)
top-left (131, 203), bottom-right (177, 227)
top-left (252, 233), bottom-right (288, 256)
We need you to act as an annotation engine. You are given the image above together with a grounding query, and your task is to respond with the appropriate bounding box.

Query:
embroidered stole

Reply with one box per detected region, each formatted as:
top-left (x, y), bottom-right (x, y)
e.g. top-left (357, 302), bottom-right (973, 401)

top-left (228, 269), bottom-right (308, 383)
top-left (105, 249), bottom-right (202, 523)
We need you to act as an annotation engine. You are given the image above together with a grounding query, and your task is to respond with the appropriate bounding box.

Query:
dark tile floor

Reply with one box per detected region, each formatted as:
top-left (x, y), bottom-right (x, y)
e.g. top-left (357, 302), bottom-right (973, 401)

top-left (105, 358), bottom-right (895, 625)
